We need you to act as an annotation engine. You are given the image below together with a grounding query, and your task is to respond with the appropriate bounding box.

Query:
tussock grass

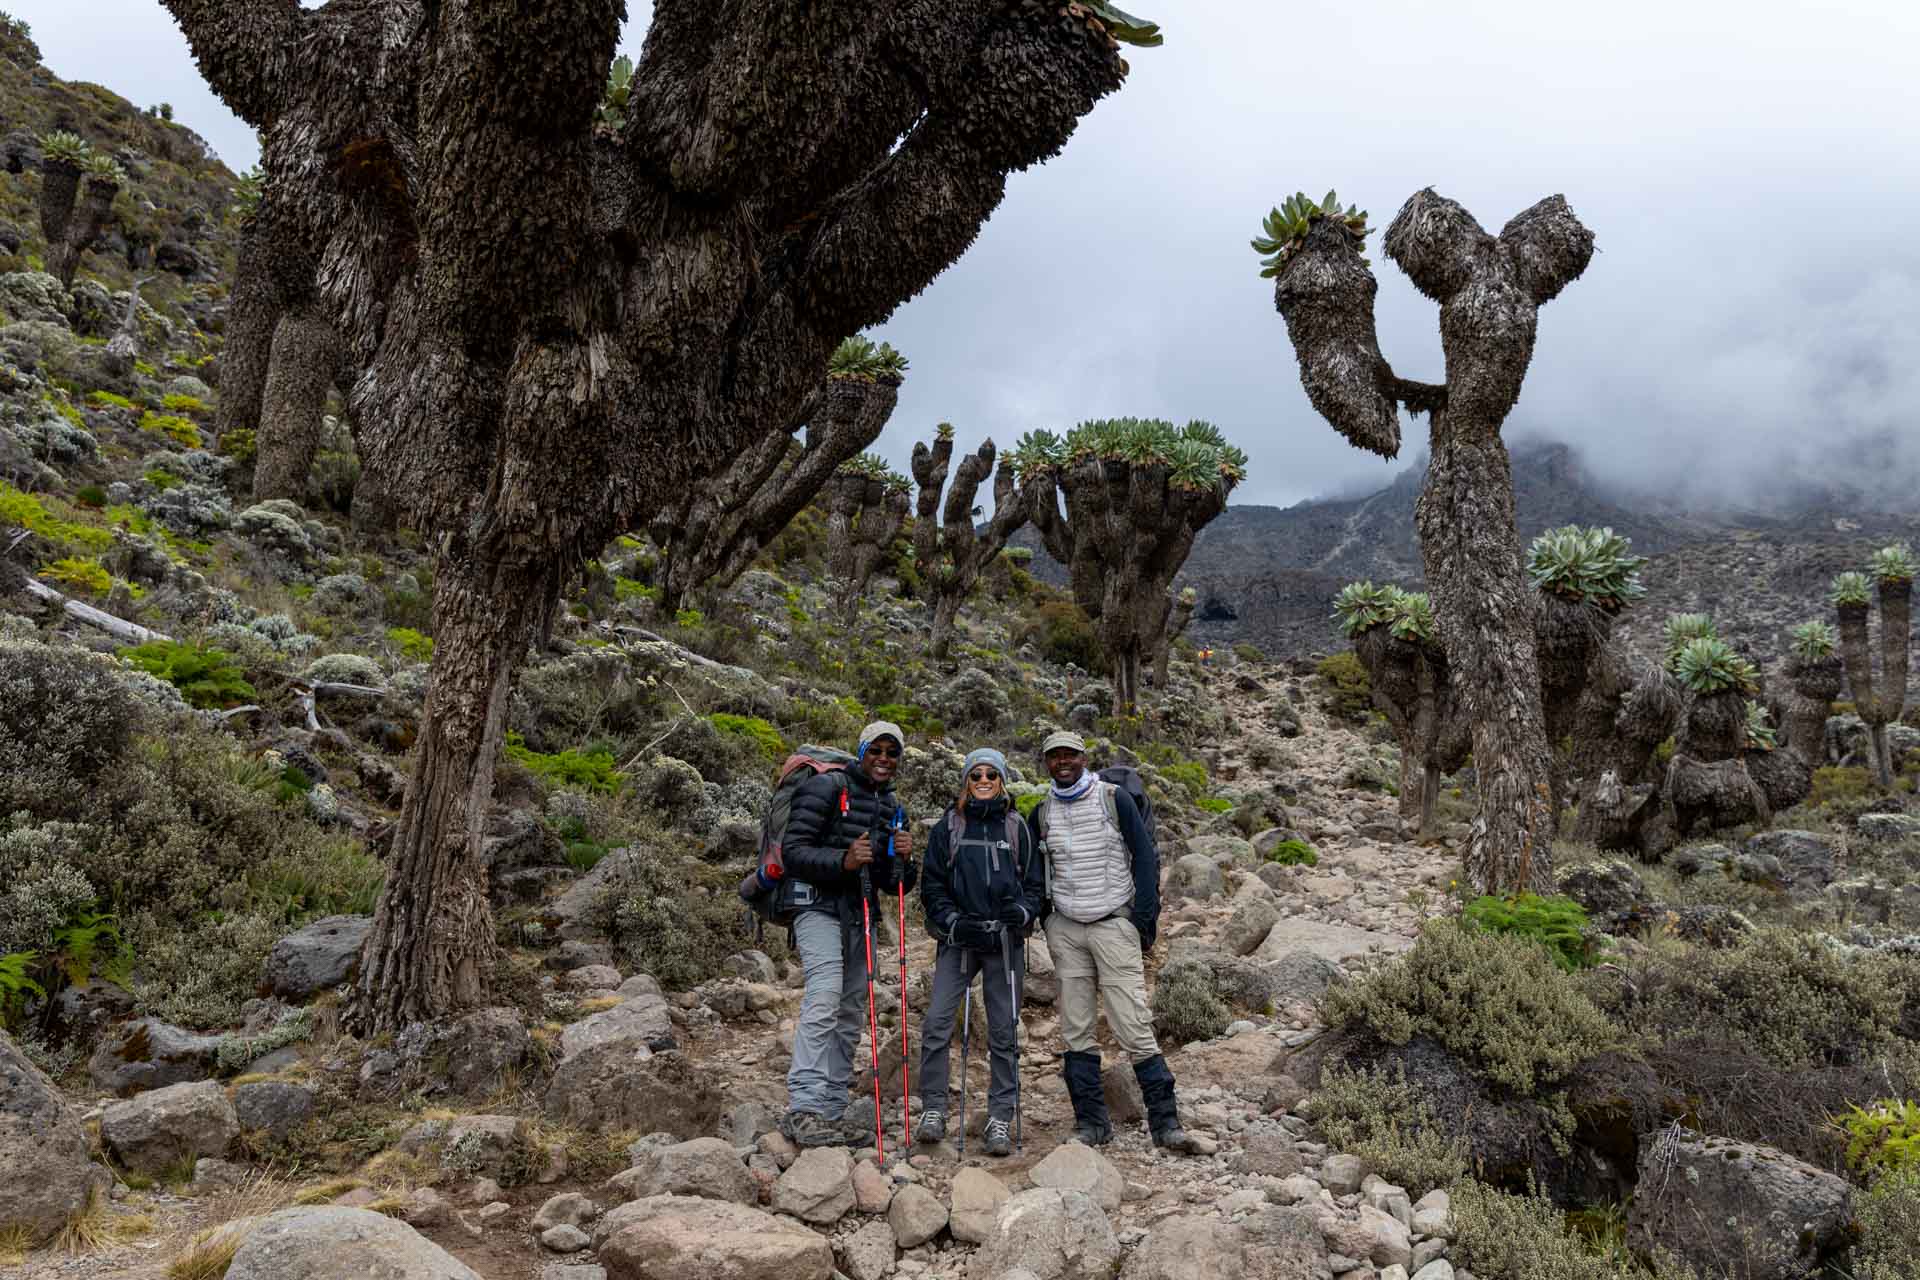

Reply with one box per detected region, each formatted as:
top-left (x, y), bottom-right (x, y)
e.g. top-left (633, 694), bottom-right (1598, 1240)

top-left (56, 1188), bottom-right (153, 1253)
top-left (290, 1176), bottom-right (366, 1206)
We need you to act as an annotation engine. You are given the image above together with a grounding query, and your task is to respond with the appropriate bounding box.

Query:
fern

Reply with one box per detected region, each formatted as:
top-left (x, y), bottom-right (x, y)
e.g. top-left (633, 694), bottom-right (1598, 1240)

top-left (0, 950), bottom-right (45, 1030)
top-left (1461, 893), bottom-right (1596, 971)
top-left (120, 641), bottom-right (257, 709)
top-left (50, 910), bottom-right (133, 988)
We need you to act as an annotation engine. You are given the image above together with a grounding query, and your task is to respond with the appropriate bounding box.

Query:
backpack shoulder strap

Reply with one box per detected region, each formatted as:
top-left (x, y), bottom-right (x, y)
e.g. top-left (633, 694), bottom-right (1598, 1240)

top-left (1099, 780), bottom-right (1120, 831)
top-left (1004, 811), bottom-right (1026, 872)
top-left (947, 807), bottom-right (966, 850)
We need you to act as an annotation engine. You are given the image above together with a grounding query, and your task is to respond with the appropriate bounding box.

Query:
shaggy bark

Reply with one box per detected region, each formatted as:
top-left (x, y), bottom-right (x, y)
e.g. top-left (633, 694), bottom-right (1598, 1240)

top-left (1272, 190), bottom-right (1594, 894)
top-left (1351, 624), bottom-right (1470, 837)
top-left (1568, 645), bottom-right (1682, 850)
top-left (911, 430), bottom-right (1030, 659)
top-left (215, 201), bottom-right (315, 448)
top-left (1834, 595), bottom-right (1908, 788)
top-left (829, 473), bottom-right (909, 622)
top-left (38, 161), bottom-right (120, 288)
top-left (165, 0), bottom-right (1131, 1030)
top-left (1029, 460), bottom-right (1232, 714)
top-left (1783, 655), bottom-right (1843, 766)
top-left (252, 303), bottom-right (341, 502)
top-left (1535, 594), bottom-right (1615, 816)
top-left (1150, 590), bottom-right (1197, 689)
top-left (652, 374), bottom-right (900, 613)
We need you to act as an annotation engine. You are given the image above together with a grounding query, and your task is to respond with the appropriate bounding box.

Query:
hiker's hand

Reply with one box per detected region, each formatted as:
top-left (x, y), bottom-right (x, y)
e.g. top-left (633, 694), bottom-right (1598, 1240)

top-left (843, 834), bottom-right (874, 871)
top-left (997, 903), bottom-right (1030, 929)
top-left (892, 828), bottom-right (914, 860)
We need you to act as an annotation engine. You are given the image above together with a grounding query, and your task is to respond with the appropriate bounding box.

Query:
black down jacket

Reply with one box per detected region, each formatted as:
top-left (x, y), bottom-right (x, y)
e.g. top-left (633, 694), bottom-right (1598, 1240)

top-left (779, 766), bottom-right (917, 925)
top-left (920, 794), bottom-right (1045, 940)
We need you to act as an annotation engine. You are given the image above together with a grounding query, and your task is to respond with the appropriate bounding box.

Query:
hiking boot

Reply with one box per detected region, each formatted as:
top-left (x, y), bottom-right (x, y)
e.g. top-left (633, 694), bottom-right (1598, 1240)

top-left (1063, 1049), bottom-right (1113, 1147)
top-left (1134, 1054), bottom-right (1202, 1156)
top-left (914, 1109), bottom-right (947, 1145)
top-left (983, 1116), bottom-right (1014, 1157)
top-left (780, 1110), bottom-right (846, 1148)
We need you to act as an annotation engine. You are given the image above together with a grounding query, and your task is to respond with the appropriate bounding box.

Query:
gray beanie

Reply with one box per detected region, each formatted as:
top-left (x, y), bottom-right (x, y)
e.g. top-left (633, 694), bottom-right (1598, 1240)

top-left (962, 747), bottom-right (1008, 782)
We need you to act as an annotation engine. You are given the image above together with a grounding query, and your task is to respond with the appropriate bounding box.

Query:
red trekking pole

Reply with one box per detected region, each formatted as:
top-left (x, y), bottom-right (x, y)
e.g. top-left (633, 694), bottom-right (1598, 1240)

top-left (859, 864), bottom-right (885, 1161)
top-left (890, 807), bottom-right (910, 1148)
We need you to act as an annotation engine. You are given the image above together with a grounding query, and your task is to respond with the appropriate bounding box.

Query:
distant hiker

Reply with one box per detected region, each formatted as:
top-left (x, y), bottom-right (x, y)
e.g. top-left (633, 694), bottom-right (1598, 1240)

top-left (777, 721), bottom-right (916, 1147)
top-left (1029, 730), bottom-right (1203, 1154)
top-left (914, 747), bottom-right (1044, 1157)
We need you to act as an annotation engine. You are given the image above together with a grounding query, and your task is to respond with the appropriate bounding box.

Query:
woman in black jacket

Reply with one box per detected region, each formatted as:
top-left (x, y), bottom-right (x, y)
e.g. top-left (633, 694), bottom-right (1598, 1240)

top-left (914, 747), bottom-right (1045, 1156)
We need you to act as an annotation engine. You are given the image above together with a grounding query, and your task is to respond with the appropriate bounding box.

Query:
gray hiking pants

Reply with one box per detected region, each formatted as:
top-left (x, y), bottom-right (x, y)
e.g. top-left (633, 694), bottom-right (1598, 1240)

top-left (917, 936), bottom-right (1024, 1122)
top-left (786, 909), bottom-right (871, 1118)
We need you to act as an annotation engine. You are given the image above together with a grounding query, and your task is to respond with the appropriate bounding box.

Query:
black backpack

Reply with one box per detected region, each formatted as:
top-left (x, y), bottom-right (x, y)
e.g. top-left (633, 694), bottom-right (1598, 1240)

top-left (1097, 765), bottom-right (1155, 841)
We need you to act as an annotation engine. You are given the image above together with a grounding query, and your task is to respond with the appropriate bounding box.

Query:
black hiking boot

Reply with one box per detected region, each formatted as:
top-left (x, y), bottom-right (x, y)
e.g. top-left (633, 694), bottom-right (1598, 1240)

top-left (1134, 1054), bottom-right (1203, 1155)
top-left (780, 1110), bottom-right (847, 1148)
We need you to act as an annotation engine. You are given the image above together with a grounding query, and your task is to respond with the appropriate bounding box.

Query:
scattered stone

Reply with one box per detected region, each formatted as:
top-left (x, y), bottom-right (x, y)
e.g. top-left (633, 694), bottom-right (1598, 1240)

top-left (559, 993), bottom-right (675, 1060)
top-left (966, 1187), bottom-right (1122, 1280)
top-left (263, 915), bottom-right (372, 998)
top-left (100, 1080), bottom-right (239, 1174)
top-left (1165, 854), bottom-right (1226, 902)
top-left (542, 1223), bottom-right (592, 1253)
top-left (617, 973), bottom-right (664, 1000)
top-left (401, 1187), bottom-right (449, 1228)
top-left (1319, 1154), bottom-right (1366, 1195)
top-left (534, 1191), bottom-right (598, 1232)
top-left (469, 1178), bottom-right (503, 1204)
top-left (771, 1145), bottom-right (856, 1225)
top-left (87, 1017), bottom-right (224, 1095)
top-left (1028, 1141), bottom-right (1126, 1212)
top-left (838, 1219), bottom-right (898, 1280)
top-left (1187, 835), bottom-right (1257, 868)
top-left (191, 1157), bottom-right (250, 1191)
top-left (605, 1136), bottom-right (755, 1205)
top-left (1230, 1131), bottom-right (1304, 1178)
top-left (233, 1080), bottom-right (316, 1136)
top-left (852, 1157), bottom-right (895, 1213)
top-left (1254, 921), bottom-right (1408, 968)
top-left (597, 1194), bottom-right (834, 1280)
top-left (544, 1042), bottom-right (722, 1136)
top-left (1409, 1190), bottom-right (1451, 1239)
top-left (1412, 1261), bottom-right (1453, 1280)
top-left (948, 1166), bottom-right (1010, 1244)
top-left (0, 1029), bottom-right (98, 1244)
top-left (1103, 1061), bottom-right (1146, 1123)
top-left (561, 964), bottom-right (623, 992)
top-left (888, 1183), bottom-right (949, 1248)
top-left (223, 1207), bottom-right (481, 1280)
top-left (1627, 1130), bottom-right (1852, 1280)
top-left (1223, 898), bottom-right (1282, 956)
top-left (542, 1267), bottom-right (607, 1280)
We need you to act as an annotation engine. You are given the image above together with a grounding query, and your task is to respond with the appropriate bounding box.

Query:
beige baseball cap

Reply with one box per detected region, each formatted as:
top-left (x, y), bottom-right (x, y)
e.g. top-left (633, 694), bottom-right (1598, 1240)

top-left (1040, 729), bottom-right (1087, 756)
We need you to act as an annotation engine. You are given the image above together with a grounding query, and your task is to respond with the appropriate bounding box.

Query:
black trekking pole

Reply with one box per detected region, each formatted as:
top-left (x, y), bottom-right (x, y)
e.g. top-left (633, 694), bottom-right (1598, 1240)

top-left (957, 973), bottom-right (972, 1158)
top-left (1000, 926), bottom-right (1022, 1154)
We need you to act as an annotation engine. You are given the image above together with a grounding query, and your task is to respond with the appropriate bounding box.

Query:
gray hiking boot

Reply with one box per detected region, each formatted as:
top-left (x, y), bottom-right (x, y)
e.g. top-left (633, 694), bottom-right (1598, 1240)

top-left (983, 1115), bottom-right (1014, 1157)
top-left (780, 1110), bottom-right (846, 1148)
top-left (914, 1109), bottom-right (947, 1144)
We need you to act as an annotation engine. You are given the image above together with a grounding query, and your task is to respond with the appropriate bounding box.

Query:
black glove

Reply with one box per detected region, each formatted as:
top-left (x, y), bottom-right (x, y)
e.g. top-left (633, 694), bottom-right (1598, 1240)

top-left (996, 902), bottom-right (1031, 930)
top-left (949, 917), bottom-right (1003, 953)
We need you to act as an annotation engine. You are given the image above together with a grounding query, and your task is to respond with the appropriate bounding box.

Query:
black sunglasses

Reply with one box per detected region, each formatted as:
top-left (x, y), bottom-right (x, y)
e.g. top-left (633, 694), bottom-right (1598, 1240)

top-left (866, 744), bottom-right (901, 759)
top-left (967, 768), bottom-right (1001, 782)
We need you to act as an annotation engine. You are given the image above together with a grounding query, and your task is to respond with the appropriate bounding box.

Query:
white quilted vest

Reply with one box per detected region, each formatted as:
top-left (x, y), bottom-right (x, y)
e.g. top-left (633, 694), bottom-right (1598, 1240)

top-left (1041, 783), bottom-right (1134, 923)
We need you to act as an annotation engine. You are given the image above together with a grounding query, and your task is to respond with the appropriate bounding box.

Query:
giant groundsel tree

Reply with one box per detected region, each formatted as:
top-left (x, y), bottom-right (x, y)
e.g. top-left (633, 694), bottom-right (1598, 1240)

top-left (649, 338), bottom-right (907, 613)
top-left (1832, 545), bottom-right (1915, 788)
top-left (36, 131), bottom-right (124, 289)
top-left (1261, 186), bottom-right (1595, 894)
top-left (163, 0), bottom-right (1151, 1030)
top-left (1015, 419), bottom-right (1244, 713)
top-left (829, 453), bottom-right (912, 620)
top-left (911, 423), bottom-right (1031, 658)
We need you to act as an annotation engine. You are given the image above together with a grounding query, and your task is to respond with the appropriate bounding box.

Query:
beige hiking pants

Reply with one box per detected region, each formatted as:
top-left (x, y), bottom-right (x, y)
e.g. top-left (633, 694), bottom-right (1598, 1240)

top-left (1044, 914), bottom-right (1161, 1063)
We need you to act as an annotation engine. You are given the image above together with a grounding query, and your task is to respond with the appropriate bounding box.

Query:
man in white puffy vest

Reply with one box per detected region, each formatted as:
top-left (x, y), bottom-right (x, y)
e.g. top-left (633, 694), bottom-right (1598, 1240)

top-left (1028, 730), bottom-right (1202, 1154)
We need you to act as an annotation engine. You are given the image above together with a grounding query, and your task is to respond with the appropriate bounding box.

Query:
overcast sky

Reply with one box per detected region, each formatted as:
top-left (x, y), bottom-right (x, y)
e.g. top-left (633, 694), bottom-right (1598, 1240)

top-left (20, 0), bottom-right (1920, 509)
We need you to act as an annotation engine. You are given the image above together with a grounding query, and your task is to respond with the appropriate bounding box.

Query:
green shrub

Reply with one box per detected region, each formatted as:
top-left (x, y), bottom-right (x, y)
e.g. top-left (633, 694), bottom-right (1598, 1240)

top-left (160, 393), bottom-right (209, 416)
top-left (0, 949), bottom-right (43, 1030)
top-left (1450, 1177), bottom-right (1696, 1280)
top-left (1195, 796), bottom-right (1233, 814)
top-left (1303, 1063), bottom-right (1469, 1197)
top-left (1316, 651), bottom-right (1372, 722)
top-left (1321, 919), bottom-right (1627, 1095)
top-left (867, 703), bottom-right (943, 740)
top-left (591, 853), bottom-right (756, 991)
top-left (137, 410), bottom-right (201, 448)
top-left (121, 641), bottom-right (256, 709)
top-left (1810, 766), bottom-right (1872, 807)
top-left (87, 389), bottom-right (137, 411)
top-left (1232, 642), bottom-right (1266, 664)
top-left (708, 714), bottom-right (787, 764)
top-left (1151, 960), bottom-right (1230, 1047)
top-left (0, 481), bottom-right (113, 554)
top-left (1018, 599), bottom-right (1105, 672)
top-left (503, 733), bottom-right (621, 795)
top-left (38, 556), bottom-right (111, 595)
top-left (220, 427), bottom-right (257, 465)
top-left (1013, 790), bottom-right (1046, 819)
top-left (1842, 1100), bottom-right (1920, 1177)
top-left (1264, 838), bottom-right (1319, 867)
top-left (613, 577), bottom-right (659, 604)
top-left (1853, 1168), bottom-right (1920, 1280)
top-left (1461, 893), bottom-right (1596, 972)
top-left (0, 641), bottom-right (141, 815)
top-left (74, 484), bottom-right (106, 509)
top-left (385, 626), bottom-right (434, 663)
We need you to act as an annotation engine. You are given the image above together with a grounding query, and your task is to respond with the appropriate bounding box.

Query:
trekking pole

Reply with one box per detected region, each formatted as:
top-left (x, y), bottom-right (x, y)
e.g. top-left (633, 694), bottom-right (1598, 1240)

top-left (859, 864), bottom-right (885, 1161)
top-left (890, 806), bottom-right (910, 1150)
top-left (957, 975), bottom-right (972, 1158)
top-left (1001, 927), bottom-right (1022, 1154)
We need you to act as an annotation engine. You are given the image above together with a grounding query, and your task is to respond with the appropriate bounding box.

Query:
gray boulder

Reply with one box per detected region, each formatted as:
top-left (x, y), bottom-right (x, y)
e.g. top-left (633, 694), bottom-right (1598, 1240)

top-left (1028, 1141), bottom-right (1124, 1212)
top-left (559, 993), bottom-right (675, 1061)
top-left (264, 915), bottom-right (372, 998)
top-left (604, 1136), bottom-right (755, 1205)
top-left (1858, 812), bottom-right (1920, 846)
top-left (1627, 1131), bottom-right (1851, 1280)
top-left (1555, 859), bottom-right (1647, 918)
top-left (233, 1081), bottom-right (315, 1137)
top-left (100, 1080), bottom-right (238, 1174)
top-left (544, 1044), bottom-right (723, 1137)
top-left (1165, 854), bottom-right (1225, 902)
top-left (396, 1114), bottom-right (531, 1181)
top-left (837, 1219), bottom-right (897, 1280)
top-left (888, 1183), bottom-right (949, 1248)
top-left (596, 1194), bottom-right (833, 1280)
top-left (0, 1030), bottom-right (98, 1243)
top-left (771, 1146), bottom-right (855, 1225)
top-left (1222, 898), bottom-right (1280, 957)
top-left (87, 1016), bottom-right (224, 1095)
top-left (949, 1166), bottom-right (1010, 1244)
top-left (224, 1206), bottom-right (481, 1280)
top-left (1187, 835), bottom-right (1256, 868)
top-left (1739, 830), bottom-right (1838, 895)
top-left (966, 1187), bottom-right (1121, 1280)
top-left (384, 1007), bottom-right (529, 1101)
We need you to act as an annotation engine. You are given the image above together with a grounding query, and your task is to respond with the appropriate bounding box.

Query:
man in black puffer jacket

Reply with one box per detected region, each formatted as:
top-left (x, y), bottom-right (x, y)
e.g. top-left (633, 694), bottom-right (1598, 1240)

top-left (778, 720), bottom-right (916, 1147)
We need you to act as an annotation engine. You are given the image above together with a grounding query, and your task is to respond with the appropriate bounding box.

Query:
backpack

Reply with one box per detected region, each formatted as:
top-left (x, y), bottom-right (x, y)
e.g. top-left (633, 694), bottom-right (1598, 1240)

top-left (1035, 765), bottom-right (1156, 846)
top-left (738, 745), bottom-right (856, 926)
top-left (944, 807), bottom-right (1028, 874)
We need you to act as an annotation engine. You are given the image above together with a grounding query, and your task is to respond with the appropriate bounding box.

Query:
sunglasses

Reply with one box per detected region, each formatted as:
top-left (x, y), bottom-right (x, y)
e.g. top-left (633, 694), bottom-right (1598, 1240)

top-left (866, 744), bottom-right (901, 759)
top-left (967, 768), bottom-right (1002, 783)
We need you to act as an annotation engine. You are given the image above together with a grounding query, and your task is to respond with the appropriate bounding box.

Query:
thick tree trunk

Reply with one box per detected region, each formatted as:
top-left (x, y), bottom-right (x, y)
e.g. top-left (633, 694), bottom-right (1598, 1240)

top-left (1421, 762), bottom-right (1441, 840)
top-left (351, 552), bottom-right (552, 1031)
top-left (215, 215), bottom-right (298, 448)
top-left (252, 304), bottom-right (339, 502)
top-left (931, 592), bottom-right (963, 661)
top-left (1834, 601), bottom-right (1889, 787)
top-left (40, 164), bottom-right (118, 290)
top-left (1784, 656), bottom-right (1842, 766)
top-left (1873, 579), bottom-right (1912, 782)
top-left (1111, 645), bottom-right (1142, 718)
top-left (1415, 417), bottom-right (1554, 895)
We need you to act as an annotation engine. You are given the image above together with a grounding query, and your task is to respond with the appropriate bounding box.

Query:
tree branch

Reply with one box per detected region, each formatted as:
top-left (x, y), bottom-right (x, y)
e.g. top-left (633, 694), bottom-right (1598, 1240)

top-left (1498, 195), bottom-right (1596, 305)
top-left (1383, 187), bottom-right (1493, 304)
top-left (160, 0), bottom-right (306, 126)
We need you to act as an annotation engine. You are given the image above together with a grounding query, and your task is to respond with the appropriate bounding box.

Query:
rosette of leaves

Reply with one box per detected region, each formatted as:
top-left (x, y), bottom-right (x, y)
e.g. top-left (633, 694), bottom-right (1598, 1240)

top-left (1662, 613), bottom-right (1718, 666)
top-left (1387, 590), bottom-right (1437, 644)
top-left (596, 54), bottom-right (633, 131)
top-left (1790, 620), bottom-right (1836, 660)
top-left (827, 335), bottom-right (909, 382)
top-left (1869, 543), bottom-right (1918, 584)
top-left (1671, 636), bottom-right (1758, 695)
top-left (1831, 572), bottom-right (1873, 607)
top-left (1525, 525), bottom-right (1648, 610)
top-left (1334, 581), bottom-right (1397, 637)
top-left (39, 129), bottom-right (89, 167)
top-left (1010, 429), bottom-right (1066, 480)
top-left (82, 152), bottom-right (126, 184)
top-left (1743, 700), bottom-right (1778, 751)
top-left (1075, 1), bottom-right (1164, 47)
top-left (1251, 189), bottom-right (1370, 278)
top-left (228, 166), bottom-right (264, 223)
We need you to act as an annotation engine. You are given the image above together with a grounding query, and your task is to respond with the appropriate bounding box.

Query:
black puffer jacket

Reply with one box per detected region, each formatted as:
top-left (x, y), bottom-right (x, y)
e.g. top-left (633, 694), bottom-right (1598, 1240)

top-left (779, 766), bottom-right (916, 924)
top-left (921, 795), bottom-right (1045, 939)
